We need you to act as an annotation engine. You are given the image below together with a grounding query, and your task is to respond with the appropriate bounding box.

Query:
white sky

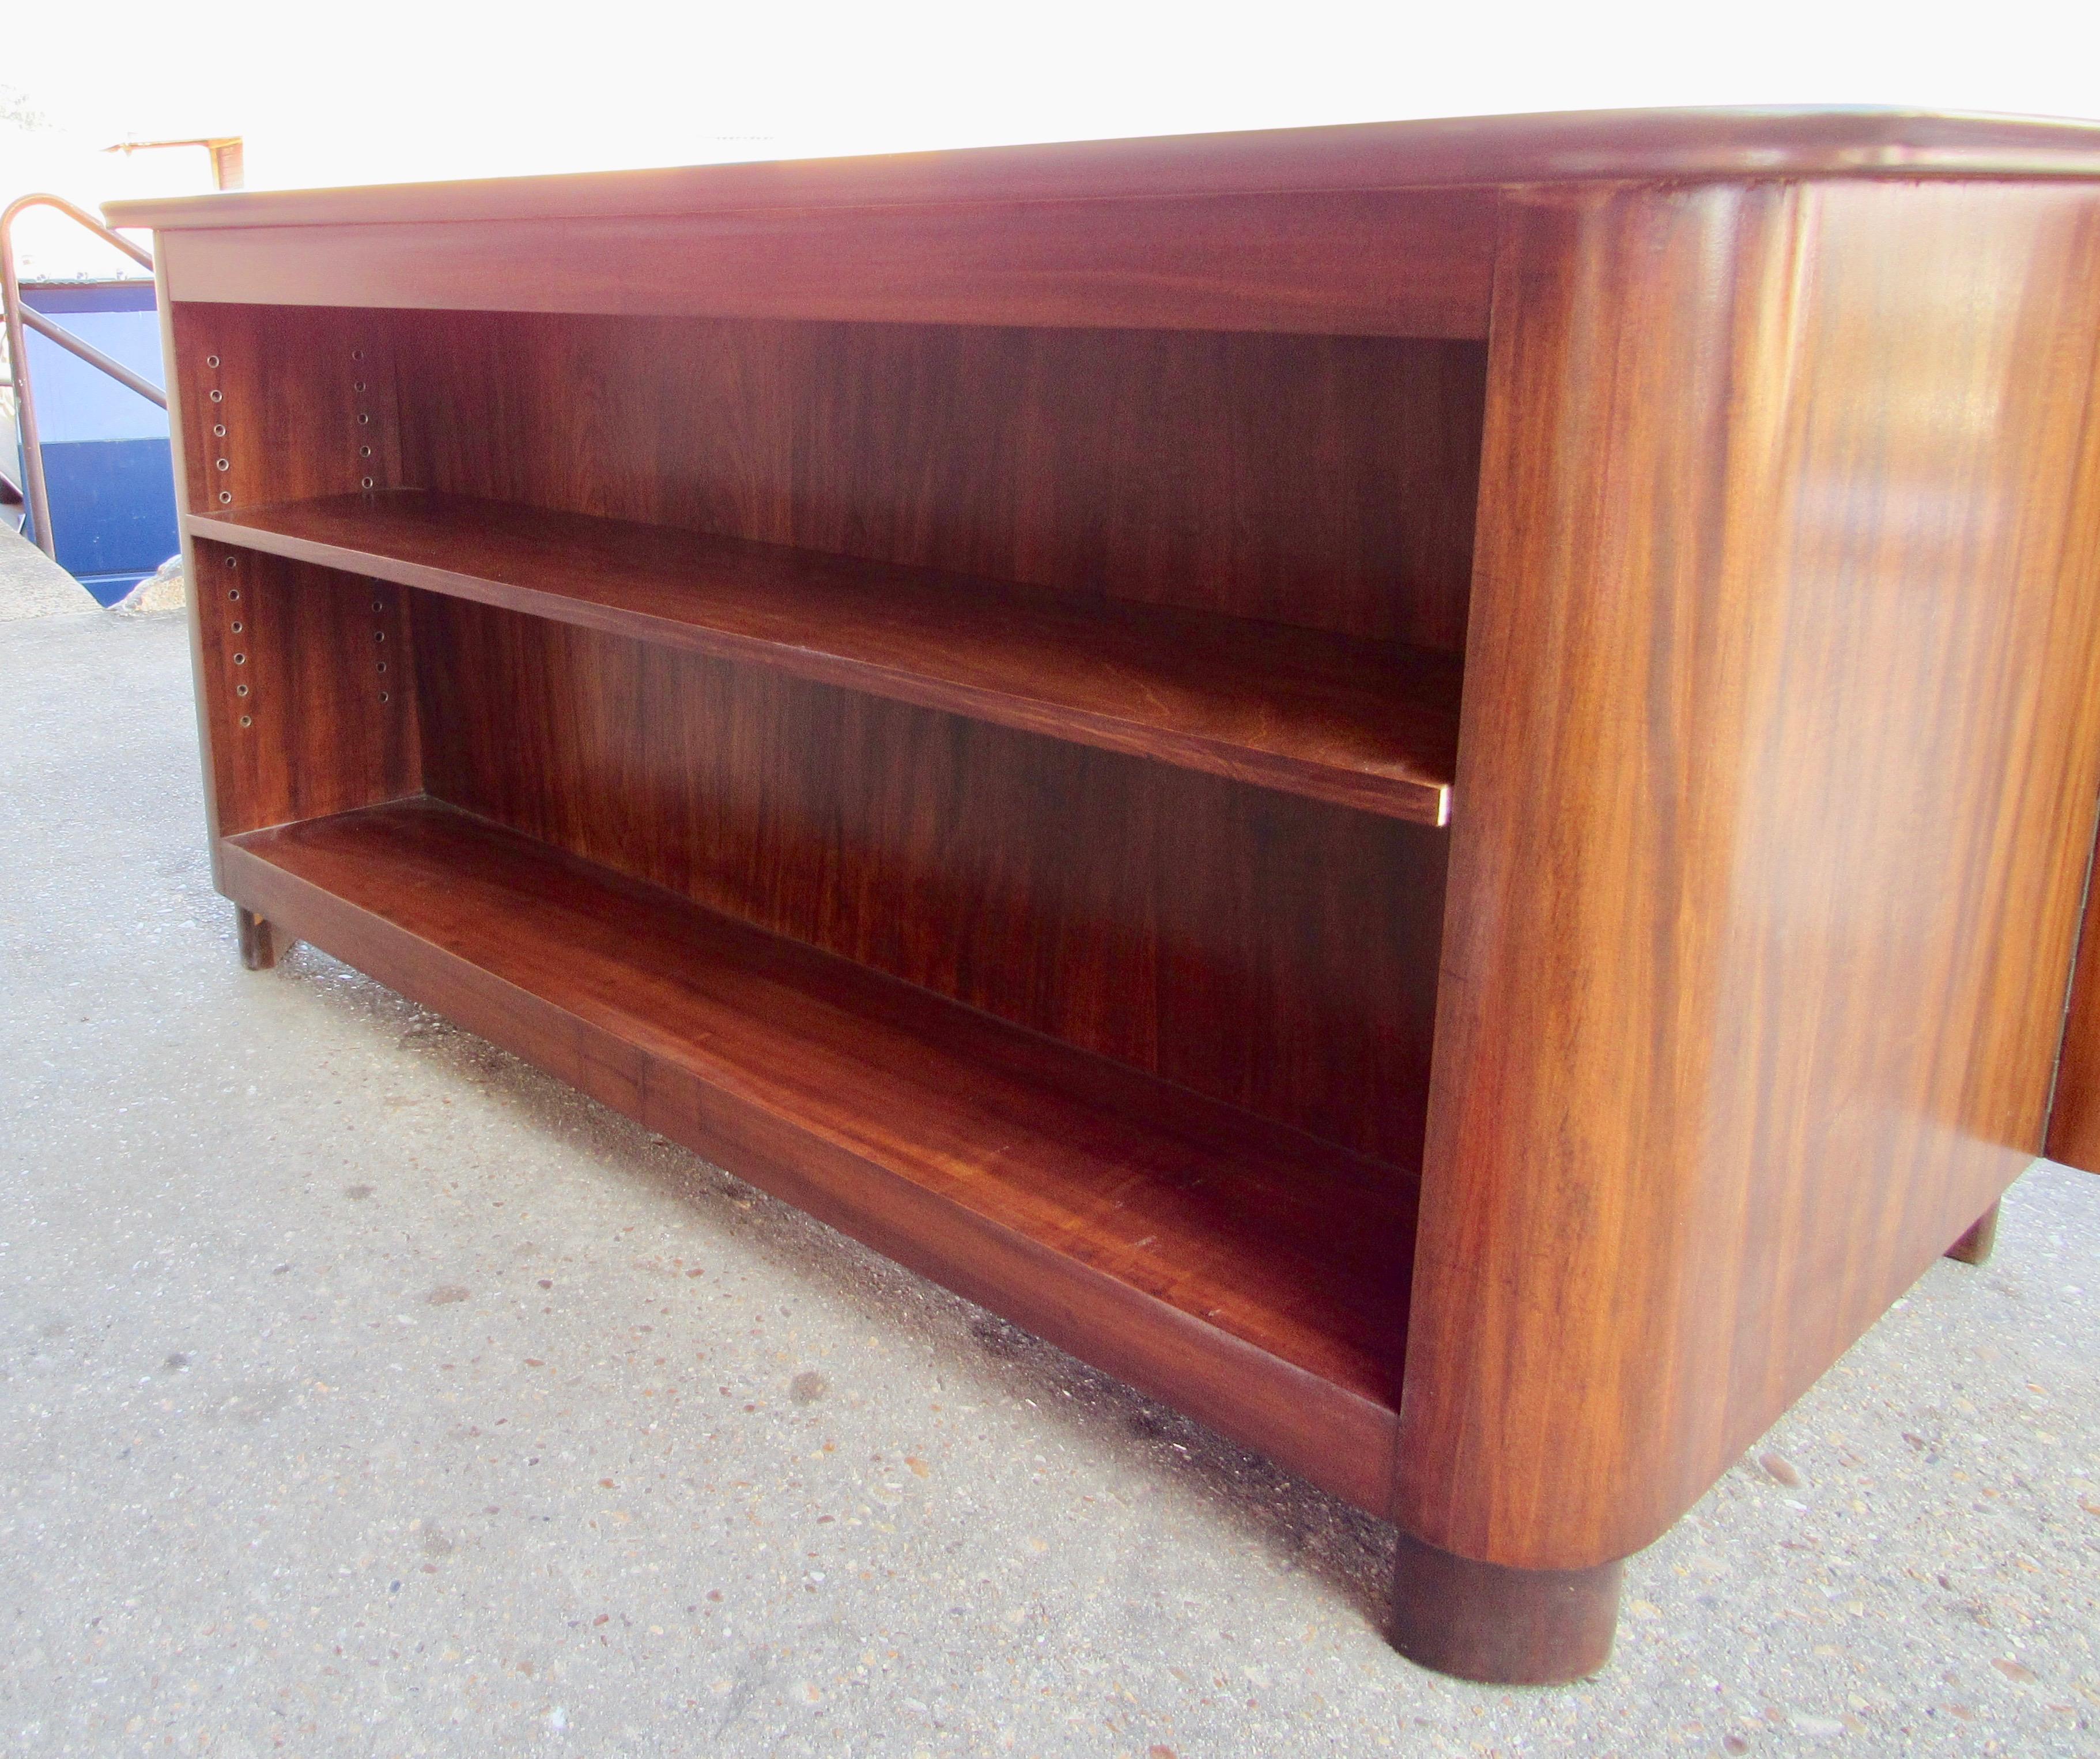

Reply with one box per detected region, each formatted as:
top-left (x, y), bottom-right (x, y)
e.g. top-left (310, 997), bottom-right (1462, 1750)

top-left (5, 0), bottom-right (2100, 277)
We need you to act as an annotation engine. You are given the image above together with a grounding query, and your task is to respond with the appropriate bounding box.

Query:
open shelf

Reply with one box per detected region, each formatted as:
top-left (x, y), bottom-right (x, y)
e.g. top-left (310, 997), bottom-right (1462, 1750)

top-left (190, 490), bottom-right (1461, 825)
top-left (221, 797), bottom-right (1414, 1509)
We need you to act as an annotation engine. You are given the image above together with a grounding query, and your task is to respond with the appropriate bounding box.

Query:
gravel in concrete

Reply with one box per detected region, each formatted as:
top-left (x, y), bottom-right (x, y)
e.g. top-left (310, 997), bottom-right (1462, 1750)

top-left (0, 526), bottom-right (100, 620)
top-left (2, 607), bottom-right (2097, 1757)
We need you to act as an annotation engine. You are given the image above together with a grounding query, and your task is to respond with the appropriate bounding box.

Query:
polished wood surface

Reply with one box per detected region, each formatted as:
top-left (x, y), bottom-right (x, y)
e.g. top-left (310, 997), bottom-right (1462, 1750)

top-left (170, 302), bottom-right (402, 513)
top-left (188, 540), bottom-right (420, 837)
top-left (221, 797), bottom-right (1415, 1511)
top-left (1399, 177), bottom-right (2100, 1572)
top-left (192, 491), bottom-right (1462, 823)
top-left (138, 112), bottom-right (2100, 1683)
top-left (154, 192), bottom-right (1495, 336)
top-left (413, 593), bottom-right (1448, 1168)
top-left (167, 304), bottom-right (420, 846)
top-left (170, 306), bottom-right (1486, 646)
top-left (390, 314), bottom-right (1485, 650)
top-left (104, 107), bottom-right (2100, 235)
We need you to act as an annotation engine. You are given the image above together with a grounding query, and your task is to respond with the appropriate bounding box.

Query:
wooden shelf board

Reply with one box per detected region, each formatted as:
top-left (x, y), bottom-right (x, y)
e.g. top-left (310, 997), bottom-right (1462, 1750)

top-left (222, 797), bottom-right (1414, 1512)
top-left (190, 491), bottom-right (1459, 825)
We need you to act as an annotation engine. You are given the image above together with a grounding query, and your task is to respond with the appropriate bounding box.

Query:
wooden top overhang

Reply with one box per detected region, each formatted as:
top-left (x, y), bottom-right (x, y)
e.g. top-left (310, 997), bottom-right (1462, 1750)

top-left (104, 106), bottom-right (2100, 233)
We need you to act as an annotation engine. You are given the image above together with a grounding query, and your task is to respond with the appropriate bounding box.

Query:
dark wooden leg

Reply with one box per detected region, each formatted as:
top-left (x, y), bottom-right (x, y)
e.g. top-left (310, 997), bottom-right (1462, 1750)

top-left (236, 905), bottom-right (281, 971)
top-left (1389, 1531), bottom-right (1622, 1685)
top-left (1944, 1199), bottom-right (2000, 1265)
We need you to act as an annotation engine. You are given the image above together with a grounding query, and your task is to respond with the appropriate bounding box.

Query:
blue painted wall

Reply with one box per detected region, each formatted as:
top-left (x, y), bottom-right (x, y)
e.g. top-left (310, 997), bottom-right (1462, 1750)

top-left (16, 281), bottom-right (178, 604)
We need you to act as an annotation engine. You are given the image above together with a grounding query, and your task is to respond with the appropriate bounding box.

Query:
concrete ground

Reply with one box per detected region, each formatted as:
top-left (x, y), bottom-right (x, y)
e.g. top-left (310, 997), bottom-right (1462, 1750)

top-left (2, 606), bottom-right (2096, 1759)
top-left (0, 525), bottom-right (99, 619)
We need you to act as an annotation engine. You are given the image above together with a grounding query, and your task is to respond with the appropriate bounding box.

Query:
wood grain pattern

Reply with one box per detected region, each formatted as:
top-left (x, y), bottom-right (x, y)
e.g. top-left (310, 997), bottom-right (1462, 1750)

top-left (164, 300), bottom-right (416, 856)
top-left (156, 189), bottom-right (1497, 338)
top-left (188, 539), bottom-right (421, 836)
top-left (137, 115), bottom-right (2100, 1681)
top-left (104, 107), bottom-right (2100, 234)
top-left (170, 302), bottom-right (402, 513)
top-left (389, 313), bottom-right (1485, 650)
top-left (191, 490), bottom-right (1461, 824)
top-left (1399, 177), bottom-right (2100, 1571)
top-left (413, 593), bottom-right (1450, 1169)
top-left (222, 797), bottom-right (1414, 1512)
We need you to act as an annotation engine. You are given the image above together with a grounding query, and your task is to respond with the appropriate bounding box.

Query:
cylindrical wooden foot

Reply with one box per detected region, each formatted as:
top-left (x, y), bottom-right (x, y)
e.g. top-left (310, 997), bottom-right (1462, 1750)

top-left (1389, 1531), bottom-right (1623, 1685)
top-left (236, 905), bottom-right (281, 971)
top-left (1944, 1199), bottom-right (2000, 1265)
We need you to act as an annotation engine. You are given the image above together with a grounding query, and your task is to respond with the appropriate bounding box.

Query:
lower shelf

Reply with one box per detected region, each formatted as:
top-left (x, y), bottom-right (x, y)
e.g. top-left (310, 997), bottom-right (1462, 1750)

top-left (221, 797), bottom-right (1415, 1512)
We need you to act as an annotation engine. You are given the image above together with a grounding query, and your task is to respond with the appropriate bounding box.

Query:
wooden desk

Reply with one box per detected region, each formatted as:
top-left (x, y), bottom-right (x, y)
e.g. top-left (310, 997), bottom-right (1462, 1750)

top-left (109, 107), bottom-right (2100, 1685)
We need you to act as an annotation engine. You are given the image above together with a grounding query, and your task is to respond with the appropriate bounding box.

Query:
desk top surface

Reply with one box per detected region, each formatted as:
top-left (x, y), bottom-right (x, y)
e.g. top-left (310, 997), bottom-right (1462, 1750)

top-left (106, 107), bottom-right (2100, 234)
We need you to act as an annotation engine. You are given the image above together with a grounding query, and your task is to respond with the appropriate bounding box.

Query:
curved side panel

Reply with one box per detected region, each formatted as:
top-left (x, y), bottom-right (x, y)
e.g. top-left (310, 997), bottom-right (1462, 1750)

top-left (1399, 177), bottom-right (2100, 1569)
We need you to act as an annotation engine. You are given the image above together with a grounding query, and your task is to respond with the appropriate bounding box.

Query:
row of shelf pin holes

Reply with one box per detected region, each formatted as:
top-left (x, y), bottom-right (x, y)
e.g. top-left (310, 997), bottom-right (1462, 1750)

top-left (201, 347), bottom-right (395, 727)
top-left (353, 346), bottom-right (376, 489)
top-left (355, 347), bottom-right (389, 701)
top-left (218, 553), bottom-right (391, 721)
top-left (224, 554), bottom-right (252, 728)
top-left (202, 349), bottom-right (254, 730)
top-left (204, 352), bottom-right (232, 505)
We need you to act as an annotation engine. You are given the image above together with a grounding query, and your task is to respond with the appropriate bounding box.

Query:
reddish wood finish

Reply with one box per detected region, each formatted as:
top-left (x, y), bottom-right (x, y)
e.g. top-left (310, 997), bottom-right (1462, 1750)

top-left (103, 107), bottom-right (2100, 236)
top-left (165, 303), bottom-right (420, 843)
top-left (132, 111), bottom-right (2100, 1684)
top-left (1389, 1534), bottom-right (1622, 1685)
top-left (411, 593), bottom-right (1448, 1168)
top-left (1400, 178), bottom-right (2100, 1572)
top-left (221, 797), bottom-right (1414, 1511)
top-left (235, 905), bottom-right (279, 970)
top-left (191, 491), bottom-right (1462, 824)
top-left (169, 302), bottom-right (403, 513)
top-left (153, 192), bottom-right (1496, 338)
top-left (187, 540), bottom-right (420, 837)
top-left (388, 313), bottom-right (1485, 650)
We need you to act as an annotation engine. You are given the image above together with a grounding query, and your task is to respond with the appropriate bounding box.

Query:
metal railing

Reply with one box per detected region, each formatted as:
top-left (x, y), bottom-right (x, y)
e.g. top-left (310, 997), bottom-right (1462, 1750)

top-left (1, 193), bottom-right (163, 560)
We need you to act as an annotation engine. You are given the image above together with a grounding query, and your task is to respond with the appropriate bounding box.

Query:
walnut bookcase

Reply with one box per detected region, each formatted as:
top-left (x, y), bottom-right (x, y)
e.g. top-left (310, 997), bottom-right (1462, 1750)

top-left (110, 108), bottom-right (2100, 1686)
